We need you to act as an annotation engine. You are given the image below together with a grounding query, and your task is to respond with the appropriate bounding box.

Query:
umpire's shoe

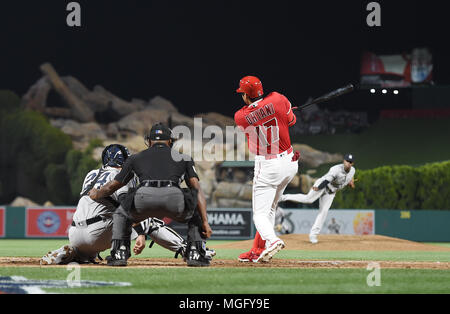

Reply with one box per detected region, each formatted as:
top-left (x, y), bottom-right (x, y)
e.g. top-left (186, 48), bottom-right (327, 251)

top-left (107, 240), bottom-right (131, 266)
top-left (186, 242), bottom-right (210, 267)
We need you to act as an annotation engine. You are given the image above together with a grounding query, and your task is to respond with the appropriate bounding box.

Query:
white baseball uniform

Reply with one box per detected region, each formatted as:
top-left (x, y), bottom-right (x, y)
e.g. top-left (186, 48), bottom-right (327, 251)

top-left (280, 163), bottom-right (355, 237)
top-left (41, 166), bottom-right (189, 264)
top-left (69, 166), bottom-right (137, 261)
top-left (235, 92), bottom-right (298, 246)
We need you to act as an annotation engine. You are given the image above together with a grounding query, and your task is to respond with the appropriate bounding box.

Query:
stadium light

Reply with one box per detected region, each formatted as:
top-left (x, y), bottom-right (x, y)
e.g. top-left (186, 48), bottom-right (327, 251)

top-left (382, 89), bottom-right (387, 94)
top-left (370, 89), bottom-right (376, 94)
top-left (393, 90), bottom-right (399, 95)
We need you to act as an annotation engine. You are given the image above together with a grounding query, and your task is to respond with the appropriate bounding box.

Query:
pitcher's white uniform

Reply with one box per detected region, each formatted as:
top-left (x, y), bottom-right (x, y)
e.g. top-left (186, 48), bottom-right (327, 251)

top-left (280, 163), bottom-right (355, 239)
top-left (235, 91), bottom-right (298, 250)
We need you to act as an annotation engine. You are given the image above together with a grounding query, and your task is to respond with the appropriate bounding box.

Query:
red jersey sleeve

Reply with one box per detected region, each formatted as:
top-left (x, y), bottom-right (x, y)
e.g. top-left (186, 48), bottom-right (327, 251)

top-left (275, 93), bottom-right (296, 127)
top-left (234, 108), bottom-right (248, 131)
top-left (284, 95), bottom-right (297, 126)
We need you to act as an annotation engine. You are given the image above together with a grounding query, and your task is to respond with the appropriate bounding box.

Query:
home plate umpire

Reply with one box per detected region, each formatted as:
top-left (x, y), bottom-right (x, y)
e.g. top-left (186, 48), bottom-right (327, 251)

top-left (89, 122), bottom-right (213, 267)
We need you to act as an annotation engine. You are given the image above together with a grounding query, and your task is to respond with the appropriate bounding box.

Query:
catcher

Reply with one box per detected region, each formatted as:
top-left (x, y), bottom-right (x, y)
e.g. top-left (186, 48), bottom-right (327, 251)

top-left (40, 144), bottom-right (215, 265)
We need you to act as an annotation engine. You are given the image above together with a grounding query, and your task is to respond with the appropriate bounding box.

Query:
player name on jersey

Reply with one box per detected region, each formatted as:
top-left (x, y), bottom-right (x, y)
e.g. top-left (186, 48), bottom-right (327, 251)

top-left (245, 103), bottom-right (275, 125)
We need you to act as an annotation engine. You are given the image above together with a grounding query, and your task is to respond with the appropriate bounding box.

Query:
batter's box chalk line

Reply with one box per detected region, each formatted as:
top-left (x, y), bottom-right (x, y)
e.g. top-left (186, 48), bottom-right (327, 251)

top-left (0, 276), bottom-right (131, 294)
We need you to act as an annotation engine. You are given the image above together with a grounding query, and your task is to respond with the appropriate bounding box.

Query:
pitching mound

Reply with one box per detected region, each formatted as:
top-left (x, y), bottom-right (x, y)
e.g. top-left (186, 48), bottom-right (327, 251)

top-left (214, 234), bottom-right (450, 252)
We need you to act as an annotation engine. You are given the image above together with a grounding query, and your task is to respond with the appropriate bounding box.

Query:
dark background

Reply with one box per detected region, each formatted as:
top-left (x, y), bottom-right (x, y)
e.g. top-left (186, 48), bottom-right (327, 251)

top-left (0, 0), bottom-right (448, 117)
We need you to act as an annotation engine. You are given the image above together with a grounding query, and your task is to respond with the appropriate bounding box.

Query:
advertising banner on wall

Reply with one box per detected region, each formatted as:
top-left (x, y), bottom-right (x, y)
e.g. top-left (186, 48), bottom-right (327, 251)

top-left (165, 208), bottom-right (253, 240)
top-left (280, 209), bottom-right (375, 235)
top-left (0, 208), bottom-right (5, 238)
top-left (26, 208), bottom-right (76, 238)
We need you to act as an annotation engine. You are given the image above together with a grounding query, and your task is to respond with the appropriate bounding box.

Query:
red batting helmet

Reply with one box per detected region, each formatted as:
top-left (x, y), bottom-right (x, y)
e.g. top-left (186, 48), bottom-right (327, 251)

top-left (236, 76), bottom-right (263, 99)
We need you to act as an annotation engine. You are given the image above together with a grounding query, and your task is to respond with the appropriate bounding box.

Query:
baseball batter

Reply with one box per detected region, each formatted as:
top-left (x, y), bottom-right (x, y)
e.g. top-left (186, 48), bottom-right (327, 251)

top-left (238, 206), bottom-right (291, 262)
top-left (279, 154), bottom-right (356, 244)
top-left (41, 144), bottom-right (213, 265)
top-left (234, 76), bottom-right (299, 262)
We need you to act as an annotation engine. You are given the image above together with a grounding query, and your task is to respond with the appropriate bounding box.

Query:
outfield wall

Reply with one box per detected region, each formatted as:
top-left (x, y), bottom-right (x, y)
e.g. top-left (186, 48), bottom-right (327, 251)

top-left (0, 206), bottom-right (449, 242)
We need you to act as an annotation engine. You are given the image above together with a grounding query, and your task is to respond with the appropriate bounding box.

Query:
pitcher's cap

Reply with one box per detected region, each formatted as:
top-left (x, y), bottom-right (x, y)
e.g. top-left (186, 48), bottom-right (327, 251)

top-left (344, 154), bottom-right (354, 163)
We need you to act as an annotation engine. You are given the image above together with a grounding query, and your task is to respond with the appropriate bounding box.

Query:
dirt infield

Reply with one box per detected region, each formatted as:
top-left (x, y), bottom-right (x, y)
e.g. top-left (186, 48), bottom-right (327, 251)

top-left (1, 257), bottom-right (450, 270)
top-left (1, 235), bottom-right (449, 269)
top-left (215, 234), bottom-right (450, 252)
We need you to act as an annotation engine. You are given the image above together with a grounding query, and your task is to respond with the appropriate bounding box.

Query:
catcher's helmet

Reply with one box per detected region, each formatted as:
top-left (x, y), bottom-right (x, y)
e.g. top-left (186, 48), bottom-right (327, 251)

top-left (102, 144), bottom-right (130, 167)
top-left (236, 76), bottom-right (263, 99)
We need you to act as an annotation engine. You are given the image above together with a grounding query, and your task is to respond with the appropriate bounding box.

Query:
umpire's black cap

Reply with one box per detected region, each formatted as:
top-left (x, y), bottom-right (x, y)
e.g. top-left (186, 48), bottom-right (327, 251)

top-left (344, 153), bottom-right (355, 163)
top-left (148, 123), bottom-right (173, 141)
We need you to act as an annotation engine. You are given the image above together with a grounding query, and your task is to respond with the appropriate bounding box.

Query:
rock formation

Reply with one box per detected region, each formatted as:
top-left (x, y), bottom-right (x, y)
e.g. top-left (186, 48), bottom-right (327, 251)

top-left (20, 63), bottom-right (344, 206)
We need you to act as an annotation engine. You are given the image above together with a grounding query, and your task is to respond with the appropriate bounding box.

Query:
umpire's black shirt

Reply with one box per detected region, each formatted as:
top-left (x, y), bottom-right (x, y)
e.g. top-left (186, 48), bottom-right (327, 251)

top-left (114, 144), bottom-right (199, 185)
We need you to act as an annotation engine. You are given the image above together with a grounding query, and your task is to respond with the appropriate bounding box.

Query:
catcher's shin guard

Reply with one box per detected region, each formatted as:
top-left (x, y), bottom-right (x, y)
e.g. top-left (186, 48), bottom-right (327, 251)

top-left (134, 218), bottom-right (217, 261)
top-left (134, 218), bottom-right (188, 258)
top-left (148, 221), bottom-right (187, 254)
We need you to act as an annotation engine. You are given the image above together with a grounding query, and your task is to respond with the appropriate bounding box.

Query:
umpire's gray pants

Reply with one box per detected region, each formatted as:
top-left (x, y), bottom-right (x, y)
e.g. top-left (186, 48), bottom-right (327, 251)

top-left (68, 219), bottom-right (112, 262)
top-left (112, 186), bottom-right (202, 243)
top-left (133, 187), bottom-right (185, 222)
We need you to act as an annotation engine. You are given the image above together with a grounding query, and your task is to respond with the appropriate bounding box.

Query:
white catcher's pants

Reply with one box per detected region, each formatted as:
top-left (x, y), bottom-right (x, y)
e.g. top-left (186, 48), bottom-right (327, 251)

top-left (281, 188), bottom-right (336, 236)
top-left (253, 152), bottom-right (298, 245)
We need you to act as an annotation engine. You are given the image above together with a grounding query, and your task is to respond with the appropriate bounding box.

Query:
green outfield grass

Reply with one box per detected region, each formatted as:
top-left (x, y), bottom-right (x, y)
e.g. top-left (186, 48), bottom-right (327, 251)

top-left (1, 239), bottom-right (450, 262)
top-left (0, 239), bottom-right (449, 294)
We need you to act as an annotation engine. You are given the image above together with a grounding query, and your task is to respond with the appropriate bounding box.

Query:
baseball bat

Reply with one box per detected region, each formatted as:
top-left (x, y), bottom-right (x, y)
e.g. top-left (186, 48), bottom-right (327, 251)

top-left (292, 84), bottom-right (355, 111)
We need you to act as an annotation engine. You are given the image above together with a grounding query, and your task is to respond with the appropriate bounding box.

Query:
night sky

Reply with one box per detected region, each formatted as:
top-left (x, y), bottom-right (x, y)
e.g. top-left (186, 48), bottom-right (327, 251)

top-left (1, 0), bottom-right (448, 117)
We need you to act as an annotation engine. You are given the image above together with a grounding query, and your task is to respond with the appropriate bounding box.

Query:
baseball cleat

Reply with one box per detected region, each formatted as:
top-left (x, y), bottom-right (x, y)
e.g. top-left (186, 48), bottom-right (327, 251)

top-left (186, 249), bottom-right (210, 267)
top-left (178, 246), bottom-right (215, 261)
top-left (238, 250), bottom-right (253, 262)
top-left (205, 247), bottom-right (216, 260)
top-left (107, 243), bottom-right (130, 267)
top-left (255, 239), bottom-right (285, 263)
top-left (238, 248), bottom-right (264, 263)
top-left (250, 251), bottom-right (266, 263)
top-left (309, 235), bottom-right (318, 244)
top-left (40, 245), bottom-right (73, 265)
top-left (186, 242), bottom-right (210, 267)
top-left (106, 251), bottom-right (128, 266)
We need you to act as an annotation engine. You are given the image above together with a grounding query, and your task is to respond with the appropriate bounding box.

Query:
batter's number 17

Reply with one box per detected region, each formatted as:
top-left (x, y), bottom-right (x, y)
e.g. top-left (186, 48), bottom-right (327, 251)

top-left (256, 118), bottom-right (280, 146)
